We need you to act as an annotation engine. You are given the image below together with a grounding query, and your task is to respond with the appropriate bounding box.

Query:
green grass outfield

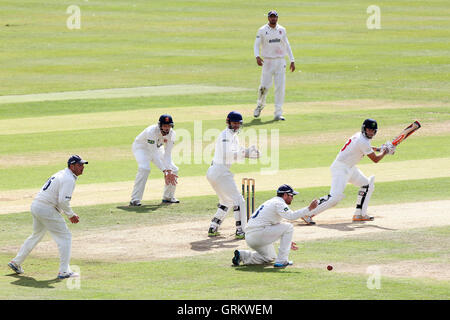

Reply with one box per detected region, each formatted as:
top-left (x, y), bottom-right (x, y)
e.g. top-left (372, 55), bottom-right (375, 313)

top-left (0, 0), bottom-right (449, 300)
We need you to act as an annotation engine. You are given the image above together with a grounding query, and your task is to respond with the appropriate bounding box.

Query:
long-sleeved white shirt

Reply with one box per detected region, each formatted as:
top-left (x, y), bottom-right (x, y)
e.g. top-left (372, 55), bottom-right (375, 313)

top-left (333, 132), bottom-right (373, 168)
top-left (211, 128), bottom-right (246, 168)
top-left (254, 23), bottom-right (294, 62)
top-left (134, 124), bottom-right (176, 171)
top-left (34, 168), bottom-right (78, 217)
top-left (246, 196), bottom-right (310, 230)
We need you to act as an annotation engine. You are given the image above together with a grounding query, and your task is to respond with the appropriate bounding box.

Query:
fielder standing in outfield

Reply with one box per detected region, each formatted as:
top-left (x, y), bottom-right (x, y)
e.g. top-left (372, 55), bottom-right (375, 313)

top-left (129, 114), bottom-right (179, 206)
top-left (253, 10), bottom-right (295, 121)
top-left (232, 184), bottom-right (318, 268)
top-left (207, 111), bottom-right (260, 239)
top-left (300, 119), bottom-right (396, 225)
top-left (8, 155), bottom-right (88, 279)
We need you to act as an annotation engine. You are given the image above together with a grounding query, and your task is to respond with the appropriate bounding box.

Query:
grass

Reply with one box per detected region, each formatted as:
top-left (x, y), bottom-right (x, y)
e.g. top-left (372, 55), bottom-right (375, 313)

top-left (0, 0), bottom-right (449, 300)
top-left (1, 225), bottom-right (449, 299)
top-left (1, 177), bottom-right (449, 246)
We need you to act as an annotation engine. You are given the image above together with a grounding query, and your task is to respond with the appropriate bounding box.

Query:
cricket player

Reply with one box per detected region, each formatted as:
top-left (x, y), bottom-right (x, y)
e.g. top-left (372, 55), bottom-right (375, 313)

top-left (232, 184), bottom-right (318, 268)
top-left (254, 10), bottom-right (295, 121)
top-left (7, 155), bottom-right (88, 279)
top-left (129, 114), bottom-right (179, 206)
top-left (207, 111), bottom-right (260, 239)
top-left (301, 119), bottom-right (396, 224)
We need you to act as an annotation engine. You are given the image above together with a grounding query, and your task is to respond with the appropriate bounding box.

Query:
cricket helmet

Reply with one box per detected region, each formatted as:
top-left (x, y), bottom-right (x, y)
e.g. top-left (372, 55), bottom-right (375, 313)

top-left (361, 118), bottom-right (378, 139)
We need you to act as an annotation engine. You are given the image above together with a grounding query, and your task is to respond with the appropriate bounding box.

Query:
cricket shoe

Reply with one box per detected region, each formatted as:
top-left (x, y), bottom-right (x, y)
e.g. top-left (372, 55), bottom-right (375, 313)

top-left (352, 215), bottom-right (374, 222)
top-left (253, 105), bottom-right (264, 118)
top-left (208, 227), bottom-right (220, 237)
top-left (235, 229), bottom-right (245, 240)
top-left (232, 250), bottom-right (241, 266)
top-left (129, 200), bottom-right (142, 207)
top-left (274, 115), bottom-right (285, 121)
top-left (273, 261), bottom-right (293, 268)
top-left (7, 261), bottom-right (24, 274)
top-left (301, 215), bottom-right (316, 225)
top-left (57, 271), bottom-right (79, 279)
top-left (162, 198), bottom-right (180, 204)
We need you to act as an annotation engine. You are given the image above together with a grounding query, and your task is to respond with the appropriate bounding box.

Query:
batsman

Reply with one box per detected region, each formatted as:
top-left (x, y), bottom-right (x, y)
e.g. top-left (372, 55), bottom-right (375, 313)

top-left (301, 119), bottom-right (396, 224)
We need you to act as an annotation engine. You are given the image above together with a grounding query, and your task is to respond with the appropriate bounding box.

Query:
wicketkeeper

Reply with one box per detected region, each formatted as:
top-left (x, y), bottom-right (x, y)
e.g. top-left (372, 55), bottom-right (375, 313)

top-left (207, 111), bottom-right (260, 239)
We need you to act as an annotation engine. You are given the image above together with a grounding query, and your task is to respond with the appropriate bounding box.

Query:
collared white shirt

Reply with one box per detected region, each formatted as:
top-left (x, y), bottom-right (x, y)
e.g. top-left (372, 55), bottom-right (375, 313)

top-left (254, 23), bottom-right (295, 62)
top-left (212, 128), bottom-right (246, 168)
top-left (334, 132), bottom-right (373, 168)
top-left (34, 168), bottom-right (78, 217)
top-left (134, 124), bottom-right (176, 171)
top-left (246, 196), bottom-right (309, 230)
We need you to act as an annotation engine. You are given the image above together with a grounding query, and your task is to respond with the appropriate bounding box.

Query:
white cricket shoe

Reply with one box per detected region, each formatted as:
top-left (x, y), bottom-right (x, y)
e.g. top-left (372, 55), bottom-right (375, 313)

top-left (274, 115), bottom-right (285, 121)
top-left (301, 215), bottom-right (316, 225)
top-left (254, 105), bottom-right (264, 118)
top-left (8, 261), bottom-right (24, 274)
top-left (57, 271), bottom-right (80, 279)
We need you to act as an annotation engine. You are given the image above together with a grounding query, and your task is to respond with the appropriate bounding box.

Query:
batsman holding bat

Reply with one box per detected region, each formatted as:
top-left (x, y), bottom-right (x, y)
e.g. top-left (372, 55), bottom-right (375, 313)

top-left (129, 114), bottom-right (179, 206)
top-left (301, 119), bottom-right (396, 224)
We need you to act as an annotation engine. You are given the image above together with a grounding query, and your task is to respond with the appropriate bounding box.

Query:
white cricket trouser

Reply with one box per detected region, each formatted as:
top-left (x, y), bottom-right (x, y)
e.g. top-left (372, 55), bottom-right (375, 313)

top-left (13, 201), bottom-right (72, 273)
top-left (309, 160), bottom-right (372, 217)
top-left (131, 143), bottom-right (178, 202)
top-left (206, 164), bottom-right (247, 229)
top-left (240, 222), bottom-right (294, 265)
top-left (257, 57), bottom-right (286, 118)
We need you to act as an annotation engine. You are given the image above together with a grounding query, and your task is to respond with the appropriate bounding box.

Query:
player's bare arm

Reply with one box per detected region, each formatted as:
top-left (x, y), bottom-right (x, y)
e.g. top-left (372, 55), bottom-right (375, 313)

top-left (289, 62), bottom-right (295, 72)
top-left (367, 149), bottom-right (388, 163)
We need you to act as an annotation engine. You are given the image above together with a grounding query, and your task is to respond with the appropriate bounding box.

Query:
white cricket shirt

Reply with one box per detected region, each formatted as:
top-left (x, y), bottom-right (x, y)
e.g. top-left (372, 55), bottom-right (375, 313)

top-left (254, 24), bottom-right (295, 62)
top-left (334, 132), bottom-right (373, 168)
top-left (246, 196), bottom-right (310, 230)
top-left (133, 124), bottom-right (176, 171)
top-left (212, 128), bottom-right (246, 168)
top-left (34, 168), bottom-right (77, 217)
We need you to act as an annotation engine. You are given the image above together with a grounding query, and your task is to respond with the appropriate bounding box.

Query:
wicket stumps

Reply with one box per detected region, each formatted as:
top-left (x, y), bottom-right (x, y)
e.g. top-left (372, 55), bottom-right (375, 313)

top-left (242, 178), bottom-right (255, 221)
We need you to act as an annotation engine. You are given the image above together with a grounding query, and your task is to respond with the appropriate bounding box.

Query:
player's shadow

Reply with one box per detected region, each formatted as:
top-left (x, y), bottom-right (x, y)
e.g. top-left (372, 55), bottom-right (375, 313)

top-left (313, 222), bottom-right (397, 232)
top-left (116, 204), bottom-right (164, 213)
top-left (233, 265), bottom-right (299, 274)
top-left (6, 274), bottom-right (60, 289)
top-left (190, 236), bottom-right (242, 252)
top-left (245, 118), bottom-right (278, 127)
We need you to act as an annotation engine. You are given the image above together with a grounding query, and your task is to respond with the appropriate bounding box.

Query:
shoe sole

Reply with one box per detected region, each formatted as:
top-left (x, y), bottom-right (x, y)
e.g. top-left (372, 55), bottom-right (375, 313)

top-left (301, 218), bottom-right (316, 225)
top-left (353, 217), bottom-right (374, 222)
top-left (208, 233), bottom-right (220, 237)
top-left (232, 251), bottom-right (240, 266)
top-left (8, 263), bottom-right (23, 274)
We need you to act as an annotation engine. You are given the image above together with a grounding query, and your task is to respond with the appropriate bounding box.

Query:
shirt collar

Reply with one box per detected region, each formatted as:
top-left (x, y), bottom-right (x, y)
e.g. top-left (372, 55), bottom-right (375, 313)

top-left (65, 167), bottom-right (78, 180)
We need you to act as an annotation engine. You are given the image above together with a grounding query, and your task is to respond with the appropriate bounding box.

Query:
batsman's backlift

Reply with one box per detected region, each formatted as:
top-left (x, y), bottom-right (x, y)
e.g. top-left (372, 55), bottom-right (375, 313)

top-left (302, 119), bottom-right (396, 224)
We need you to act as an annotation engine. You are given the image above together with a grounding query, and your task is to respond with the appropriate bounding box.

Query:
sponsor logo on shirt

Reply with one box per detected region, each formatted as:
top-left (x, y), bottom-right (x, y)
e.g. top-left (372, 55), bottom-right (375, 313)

top-left (148, 140), bottom-right (155, 144)
top-left (269, 38), bottom-right (281, 43)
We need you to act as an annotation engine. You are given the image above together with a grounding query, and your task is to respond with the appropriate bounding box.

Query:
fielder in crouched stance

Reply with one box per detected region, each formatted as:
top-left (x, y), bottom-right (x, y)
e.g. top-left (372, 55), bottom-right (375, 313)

top-left (130, 114), bottom-right (179, 206)
top-left (232, 184), bottom-right (318, 268)
top-left (207, 111), bottom-right (260, 239)
top-left (8, 155), bottom-right (87, 279)
top-left (301, 118), bottom-right (396, 225)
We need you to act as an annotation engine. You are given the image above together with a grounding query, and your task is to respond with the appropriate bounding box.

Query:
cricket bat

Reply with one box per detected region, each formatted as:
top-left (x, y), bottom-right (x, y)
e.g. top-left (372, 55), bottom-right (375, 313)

top-left (391, 121), bottom-right (421, 146)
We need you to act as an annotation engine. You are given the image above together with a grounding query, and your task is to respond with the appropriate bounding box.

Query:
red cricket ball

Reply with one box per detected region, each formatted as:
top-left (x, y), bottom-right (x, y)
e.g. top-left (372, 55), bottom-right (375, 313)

top-left (327, 265), bottom-right (333, 271)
